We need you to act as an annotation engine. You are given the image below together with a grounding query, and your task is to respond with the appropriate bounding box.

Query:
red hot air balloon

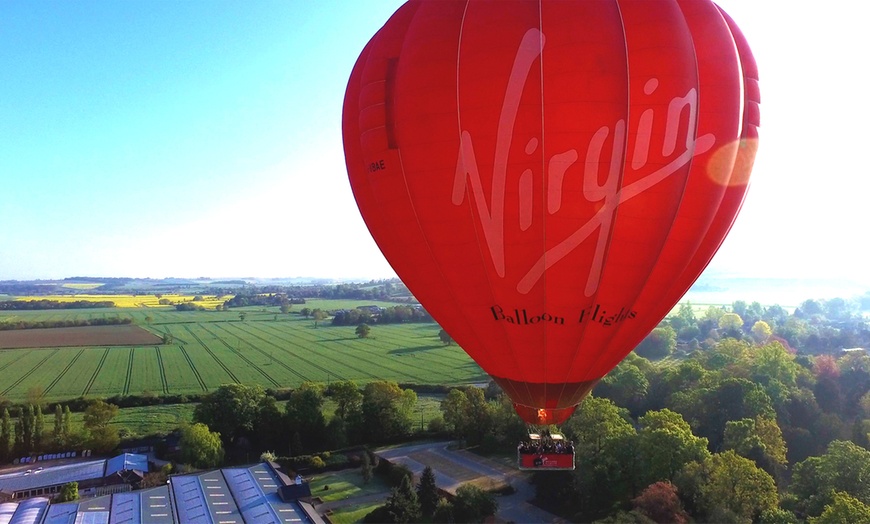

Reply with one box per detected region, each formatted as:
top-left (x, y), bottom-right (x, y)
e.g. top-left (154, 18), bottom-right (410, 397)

top-left (343, 0), bottom-right (759, 426)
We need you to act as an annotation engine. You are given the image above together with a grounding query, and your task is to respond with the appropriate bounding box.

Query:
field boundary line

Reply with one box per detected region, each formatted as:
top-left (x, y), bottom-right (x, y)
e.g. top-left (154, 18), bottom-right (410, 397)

top-left (198, 324), bottom-right (281, 388)
top-left (183, 325), bottom-right (240, 384)
top-left (178, 345), bottom-right (208, 391)
top-left (1, 349), bottom-right (59, 396)
top-left (155, 346), bottom-right (169, 395)
top-left (43, 348), bottom-right (86, 396)
top-left (83, 348), bottom-right (110, 397)
top-left (0, 351), bottom-right (30, 374)
top-left (123, 348), bottom-right (134, 396)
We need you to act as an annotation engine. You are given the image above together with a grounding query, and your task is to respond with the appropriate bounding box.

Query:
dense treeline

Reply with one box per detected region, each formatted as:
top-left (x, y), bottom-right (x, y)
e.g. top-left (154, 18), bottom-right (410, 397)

top-left (206, 279), bottom-right (412, 305)
top-left (190, 381), bottom-right (421, 460)
top-left (434, 295), bottom-right (870, 523)
top-left (0, 317), bottom-right (132, 331)
top-left (0, 299), bottom-right (116, 310)
top-left (0, 400), bottom-right (124, 464)
top-left (331, 305), bottom-right (433, 326)
top-left (222, 293), bottom-right (306, 308)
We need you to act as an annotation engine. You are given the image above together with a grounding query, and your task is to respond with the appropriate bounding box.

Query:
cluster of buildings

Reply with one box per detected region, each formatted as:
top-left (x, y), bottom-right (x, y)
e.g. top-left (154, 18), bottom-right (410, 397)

top-left (0, 454), bottom-right (320, 524)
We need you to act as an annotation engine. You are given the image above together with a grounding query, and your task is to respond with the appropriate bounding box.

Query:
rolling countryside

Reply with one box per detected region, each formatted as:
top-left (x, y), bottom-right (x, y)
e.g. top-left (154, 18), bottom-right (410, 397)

top-left (0, 300), bottom-right (487, 403)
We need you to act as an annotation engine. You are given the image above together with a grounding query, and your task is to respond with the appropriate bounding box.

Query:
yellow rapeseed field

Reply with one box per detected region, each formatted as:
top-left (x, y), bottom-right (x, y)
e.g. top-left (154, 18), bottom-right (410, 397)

top-left (12, 294), bottom-right (230, 308)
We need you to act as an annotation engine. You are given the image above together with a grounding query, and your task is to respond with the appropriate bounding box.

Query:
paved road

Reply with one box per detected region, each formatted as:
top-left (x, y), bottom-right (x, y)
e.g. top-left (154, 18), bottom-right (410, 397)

top-left (376, 441), bottom-right (562, 523)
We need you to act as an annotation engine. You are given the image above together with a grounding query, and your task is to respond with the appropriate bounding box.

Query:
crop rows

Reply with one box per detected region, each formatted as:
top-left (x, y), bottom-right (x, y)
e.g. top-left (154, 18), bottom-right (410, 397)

top-left (0, 307), bottom-right (486, 403)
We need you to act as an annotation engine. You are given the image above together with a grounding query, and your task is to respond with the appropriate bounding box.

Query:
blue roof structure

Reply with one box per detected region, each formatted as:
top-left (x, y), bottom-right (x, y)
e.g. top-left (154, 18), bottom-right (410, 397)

top-left (104, 455), bottom-right (147, 477)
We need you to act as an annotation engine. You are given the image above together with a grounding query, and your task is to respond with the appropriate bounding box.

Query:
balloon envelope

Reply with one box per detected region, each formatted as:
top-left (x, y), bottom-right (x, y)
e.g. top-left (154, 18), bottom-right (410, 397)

top-left (343, 0), bottom-right (759, 425)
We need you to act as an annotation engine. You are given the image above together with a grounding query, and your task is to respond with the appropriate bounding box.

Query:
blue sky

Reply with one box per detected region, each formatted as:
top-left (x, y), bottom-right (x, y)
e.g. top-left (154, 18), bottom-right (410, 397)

top-left (1, 1), bottom-right (868, 285)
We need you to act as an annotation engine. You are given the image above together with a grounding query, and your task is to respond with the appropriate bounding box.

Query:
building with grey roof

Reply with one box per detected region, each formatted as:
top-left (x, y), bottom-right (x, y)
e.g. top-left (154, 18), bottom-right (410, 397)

top-left (0, 462), bottom-right (323, 524)
top-left (0, 454), bottom-right (148, 502)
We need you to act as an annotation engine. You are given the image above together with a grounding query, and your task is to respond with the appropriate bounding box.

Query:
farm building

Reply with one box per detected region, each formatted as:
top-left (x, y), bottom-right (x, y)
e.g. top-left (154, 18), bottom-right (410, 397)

top-left (0, 453), bottom-right (148, 502)
top-left (0, 461), bottom-right (321, 523)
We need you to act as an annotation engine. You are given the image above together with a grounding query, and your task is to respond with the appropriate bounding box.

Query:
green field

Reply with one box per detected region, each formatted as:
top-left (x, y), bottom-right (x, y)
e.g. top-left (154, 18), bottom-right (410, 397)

top-left (0, 301), bottom-right (486, 403)
top-left (63, 403), bottom-right (198, 437)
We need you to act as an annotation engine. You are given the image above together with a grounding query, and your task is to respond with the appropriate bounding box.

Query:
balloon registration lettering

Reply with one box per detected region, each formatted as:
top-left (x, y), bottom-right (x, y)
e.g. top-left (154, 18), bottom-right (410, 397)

top-left (453, 28), bottom-right (716, 297)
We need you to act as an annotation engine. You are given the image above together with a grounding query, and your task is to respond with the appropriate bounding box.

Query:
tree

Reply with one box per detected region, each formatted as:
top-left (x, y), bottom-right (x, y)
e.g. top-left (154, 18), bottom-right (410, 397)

top-left (285, 383), bottom-right (326, 454)
top-left (564, 396), bottom-right (635, 460)
top-left (83, 400), bottom-right (119, 429)
top-left (312, 309), bottom-right (326, 327)
top-left (179, 423), bottom-right (225, 468)
top-left (671, 377), bottom-right (775, 451)
top-left (194, 383), bottom-right (270, 446)
top-left (636, 409), bottom-right (710, 486)
top-left (62, 405), bottom-right (72, 443)
top-left (441, 388), bottom-right (472, 436)
top-left (815, 354), bottom-right (841, 380)
top-left (53, 404), bottom-right (63, 447)
top-left (20, 405), bottom-right (34, 453)
top-left (632, 481), bottom-right (689, 524)
top-left (719, 312), bottom-right (745, 338)
top-left (810, 491), bottom-right (870, 524)
top-left (751, 320), bottom-right (773, 343)
top-left (0, 408), bottom-right (10, 462)
top-left (750, 341), bottom-right (799, 388)
top-left (598, 361), bottom-right (649, 413)
top-left (792, 440), bottom-right (870, 517)
top-left (56, 482), bottom-right (79, 503)
top-left (355, 323), bottom-right (371, 338)
top-left (238, 312), bottom-right (247, 322)
top-left (724, 417), bottom-right (787, 469)
top-left (361, 451), bottom-right (373, 484)
top-left (678, 451), bottom-right (777, 523)
top-left (34, 405), bottom-right (44, 450)
top-left (417, 466), bottom-right (440, 518)
top-left (162, 333), bottom-right (173, 345)
top-left (83, 400), bottom-right (120, 453)
top-left (359, 381), bottom-right (416, 442)
top-left (438, 329), bottom-right (453, 345)
top-left (634, 326), bottom-right (677, 359)
top-left (672, 302), bottom-right (698, 331)
top-left (382, 474), bottom-right (422, 523)
top-left (330, 380), bottom-right (363, 419)
top-left (452, 484), bottom-right (497, 523)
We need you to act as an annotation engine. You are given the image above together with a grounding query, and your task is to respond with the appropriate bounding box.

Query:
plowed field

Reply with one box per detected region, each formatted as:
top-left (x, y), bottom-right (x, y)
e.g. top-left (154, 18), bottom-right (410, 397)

top-left (0, 325), bottom-right (162, 349)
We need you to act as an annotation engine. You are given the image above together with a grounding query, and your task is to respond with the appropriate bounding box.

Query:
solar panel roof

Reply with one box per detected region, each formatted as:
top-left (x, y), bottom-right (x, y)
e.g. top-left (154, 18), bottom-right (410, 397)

top-left (42, 502), bottom-right (77, 524)
top-left (170, 474), bottom-right (212, 523)
top-left (135, 486), bottom-right (173, 524)
top-left (245, 466), bottom-right (308, 524)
